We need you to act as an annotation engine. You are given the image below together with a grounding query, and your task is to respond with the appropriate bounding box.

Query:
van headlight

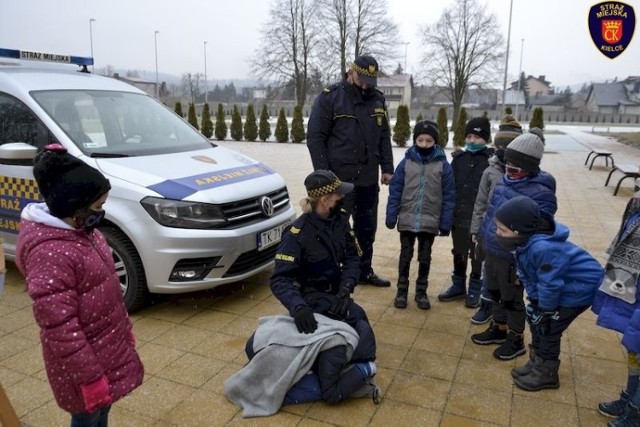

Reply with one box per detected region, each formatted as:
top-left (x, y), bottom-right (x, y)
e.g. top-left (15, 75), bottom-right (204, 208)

top-left (140, 197), bottom-right (227, 229)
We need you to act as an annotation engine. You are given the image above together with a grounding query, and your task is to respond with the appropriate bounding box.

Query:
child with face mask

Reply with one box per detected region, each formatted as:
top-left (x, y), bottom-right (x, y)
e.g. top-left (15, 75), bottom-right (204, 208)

top-left (469, 114), bottom-right (523, 324)
top-left (439, 117), bottom-right (494, 307)
top-left (15, 144), bottom-right (143, 425)
top-left (472, 133), bottom-right (558, 361)
top-left (494, 196), bottom-right (602, 391)
top-left (593, 185), bottom-right (640, 426)
top-left (385, 120), bottom-right (455, 309)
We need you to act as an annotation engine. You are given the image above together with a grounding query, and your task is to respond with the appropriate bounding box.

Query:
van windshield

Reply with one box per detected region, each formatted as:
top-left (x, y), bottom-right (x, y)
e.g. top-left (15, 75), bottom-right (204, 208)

top-left (31, 90), bottom-right (213, 156)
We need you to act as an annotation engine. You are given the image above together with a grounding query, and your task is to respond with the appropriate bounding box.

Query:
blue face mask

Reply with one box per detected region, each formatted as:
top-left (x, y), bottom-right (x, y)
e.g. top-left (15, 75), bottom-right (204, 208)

top-left (465, 142), bottom-right (487, 152)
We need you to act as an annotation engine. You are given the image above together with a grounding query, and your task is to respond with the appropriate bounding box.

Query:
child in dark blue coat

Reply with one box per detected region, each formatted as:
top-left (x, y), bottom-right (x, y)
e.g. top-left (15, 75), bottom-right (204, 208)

top-left (493, 196), bottom-right (603, 391)
top-left (386, 120), bottom-right (455, 309)
top-left (593, 188), bottom-right (640, 427)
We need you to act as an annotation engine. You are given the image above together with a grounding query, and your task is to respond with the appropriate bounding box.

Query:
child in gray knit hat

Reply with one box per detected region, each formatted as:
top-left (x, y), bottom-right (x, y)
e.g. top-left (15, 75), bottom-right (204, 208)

top-left (471, 132), bottom-right (558, 361)
top-left (468, 114), bottom-right (524, 322)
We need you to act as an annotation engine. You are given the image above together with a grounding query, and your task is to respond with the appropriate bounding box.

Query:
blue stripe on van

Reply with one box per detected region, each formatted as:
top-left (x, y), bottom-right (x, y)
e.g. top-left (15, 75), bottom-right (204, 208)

top-left (147, 163), bottom-right (276, 200)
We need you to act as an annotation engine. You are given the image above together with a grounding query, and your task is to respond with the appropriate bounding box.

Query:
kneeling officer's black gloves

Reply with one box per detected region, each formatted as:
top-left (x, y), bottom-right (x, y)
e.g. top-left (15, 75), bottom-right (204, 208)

top-left (293, 305), bottom-right (318, 334)
top-left (328, 285), bottom-right (351, 320)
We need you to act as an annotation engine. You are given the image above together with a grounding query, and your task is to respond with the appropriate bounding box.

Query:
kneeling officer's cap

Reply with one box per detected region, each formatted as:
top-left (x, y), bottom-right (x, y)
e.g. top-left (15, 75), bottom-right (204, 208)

top-left (304, 170), bottom-right (354, 198)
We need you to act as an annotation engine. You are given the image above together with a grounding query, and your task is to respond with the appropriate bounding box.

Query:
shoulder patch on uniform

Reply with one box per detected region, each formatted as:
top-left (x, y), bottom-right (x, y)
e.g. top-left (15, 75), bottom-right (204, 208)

top-left (540, 264), bottom-right (553, 273)
top-left (289, 226), bottom-right (301, 234)
top-left (275, 253), bottom-right (295, 262)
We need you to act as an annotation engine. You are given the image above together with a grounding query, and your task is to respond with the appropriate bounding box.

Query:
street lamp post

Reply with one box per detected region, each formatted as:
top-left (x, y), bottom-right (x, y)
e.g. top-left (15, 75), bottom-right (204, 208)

top-left (204, 41), bottom-right (208, 105)
top-left (154, 31), bottom-right (159, 99)
top-left (403, 42), bottom-right (410, 73)
top-left (89, 18), bottom-right (95, 72)
top-left (515, 38), bottom-right (525, 120)
top-left (501, 0), bottom-right (514, 114)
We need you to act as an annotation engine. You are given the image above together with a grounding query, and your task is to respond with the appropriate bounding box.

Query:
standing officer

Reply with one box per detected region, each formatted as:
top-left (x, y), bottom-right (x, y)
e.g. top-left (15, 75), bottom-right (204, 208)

top-left (307, 55), bottom-right (394, 287)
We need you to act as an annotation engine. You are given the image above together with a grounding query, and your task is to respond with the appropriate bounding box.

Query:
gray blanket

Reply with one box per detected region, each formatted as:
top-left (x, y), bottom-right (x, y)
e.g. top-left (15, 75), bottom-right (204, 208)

top-left (224, 314), bottom-right (359, 417)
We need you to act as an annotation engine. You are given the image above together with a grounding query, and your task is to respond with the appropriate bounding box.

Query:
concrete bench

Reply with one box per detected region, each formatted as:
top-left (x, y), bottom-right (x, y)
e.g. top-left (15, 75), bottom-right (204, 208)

top-left (605, 164), bottom-right (640, 196)
top-left (585, 148), bottom-right (615, 170)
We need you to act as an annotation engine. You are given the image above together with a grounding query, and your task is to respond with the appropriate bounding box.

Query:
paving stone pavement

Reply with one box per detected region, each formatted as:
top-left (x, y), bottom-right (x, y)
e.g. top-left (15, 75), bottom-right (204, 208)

top-left (1, 127), bottom-right (639, 426)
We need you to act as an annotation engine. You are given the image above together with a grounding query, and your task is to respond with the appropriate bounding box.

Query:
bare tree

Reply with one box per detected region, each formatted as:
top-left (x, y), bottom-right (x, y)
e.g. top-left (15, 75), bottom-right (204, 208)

top-left (181, 73), bottom-right (203, 104)
top-left (351, 0), bottom-right (399, 68)
top-left (317, 0), bottom-right (349, 78)
top-left (252, 0), bottom-right (319, 108)
top-left (419, 0), bottom-right (504, 124)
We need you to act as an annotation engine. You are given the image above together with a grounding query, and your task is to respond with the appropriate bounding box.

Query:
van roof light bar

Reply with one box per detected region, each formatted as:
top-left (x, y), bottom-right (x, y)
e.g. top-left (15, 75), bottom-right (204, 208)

top-left (0, 48), bottom-right (94, 72)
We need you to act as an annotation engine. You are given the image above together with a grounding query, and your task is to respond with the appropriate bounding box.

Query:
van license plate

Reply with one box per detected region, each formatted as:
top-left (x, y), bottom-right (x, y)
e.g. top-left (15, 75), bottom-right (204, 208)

top-left (257, 222), bottom-right (289, 251)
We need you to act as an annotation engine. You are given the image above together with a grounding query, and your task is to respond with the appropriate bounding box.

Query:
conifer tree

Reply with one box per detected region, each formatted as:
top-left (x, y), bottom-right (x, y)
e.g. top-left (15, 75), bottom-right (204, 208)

top-left (392, 104), bottom-right (411, 147)
top-left (174, 101), bottom-right (184, 118)
top-left (214, 103), bottom-right (227, 141)
top-left (244, 104), bottom-right (258, 142)
top-left (415, 113), bottom-right (424, 123)
top-left (290, 105), bottom-right (305, 143)
top-left (258, 104), bottom-right (271, 142)
top-left (436, 107), bottom-right (449, 148)
top-left (530, 107), bottom-right (545, 130)
top-left (187, 103), bottom-right (199, 131)
top-left (200, 103), bottom-right (213, 138)
top-left (505, 106), bottom-right (513, 114)
top-left (274, 107), bottom-right (289, 143)
top-left (230, 105), bottom-right (243, 141)
top-left (453, 107), bottom-right (468, 148)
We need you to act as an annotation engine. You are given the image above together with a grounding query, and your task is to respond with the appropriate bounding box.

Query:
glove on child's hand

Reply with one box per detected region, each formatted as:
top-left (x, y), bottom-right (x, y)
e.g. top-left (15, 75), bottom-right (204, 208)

top-left (81, 375), bottom-right (113, 413)
top-left (439, 229), bottom-right (450, 236)
top-left (526, 304), bottom-right (557, 335)
top-left (385, 220), bottom-right (396, 230)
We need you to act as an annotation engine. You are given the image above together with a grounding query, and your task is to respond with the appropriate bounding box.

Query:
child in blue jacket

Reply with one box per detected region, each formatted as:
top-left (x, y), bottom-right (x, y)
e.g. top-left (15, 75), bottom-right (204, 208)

top-left (594, 188), bottom-right (640, 427)
top-left (494, 196), bottom-right (603, 392)
top-left (386, 120), bottom-right (455, 309)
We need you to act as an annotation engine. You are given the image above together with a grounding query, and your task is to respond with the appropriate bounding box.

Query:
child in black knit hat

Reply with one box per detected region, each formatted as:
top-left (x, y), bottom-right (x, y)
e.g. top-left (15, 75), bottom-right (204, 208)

top-left (469, 114), bottom-right (523, 324)
top-left (15, 144), bottom-right (143, 425)
top-left (494, 196), bottom-right (602, 392)
top-left (439, 116), bottom-right (494, 308)
top-left (386, 120), bottom-right (455, 309)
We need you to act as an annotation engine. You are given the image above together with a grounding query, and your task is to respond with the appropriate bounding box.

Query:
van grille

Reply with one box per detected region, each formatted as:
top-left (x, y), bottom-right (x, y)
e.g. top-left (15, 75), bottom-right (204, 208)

top-left (223, 245), bottom-right (278, 277)
top-left (219, 186), bottom-right (290, 229)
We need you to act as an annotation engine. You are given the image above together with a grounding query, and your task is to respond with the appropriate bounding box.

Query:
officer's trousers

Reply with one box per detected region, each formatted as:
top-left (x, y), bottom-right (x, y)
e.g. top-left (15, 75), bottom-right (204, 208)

top-left (342, 183), bottom-right (379, 278)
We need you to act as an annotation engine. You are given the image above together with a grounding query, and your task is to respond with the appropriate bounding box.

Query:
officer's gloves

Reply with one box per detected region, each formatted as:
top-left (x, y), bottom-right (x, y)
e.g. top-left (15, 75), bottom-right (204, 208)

top-left (328, 285), bottom-right (352, 320)
top-left (293, 305), bottom-right (318, 334)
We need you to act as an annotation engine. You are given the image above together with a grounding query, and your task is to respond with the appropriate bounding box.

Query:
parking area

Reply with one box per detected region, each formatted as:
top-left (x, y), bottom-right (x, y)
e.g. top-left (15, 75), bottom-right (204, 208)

top-left (2, 128), bottom-right (640, 426)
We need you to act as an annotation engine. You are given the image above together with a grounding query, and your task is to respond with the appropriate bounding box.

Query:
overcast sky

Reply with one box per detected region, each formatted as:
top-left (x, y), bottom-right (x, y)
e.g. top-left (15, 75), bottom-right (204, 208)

top-left (1, 0), bottom-right (637, 88)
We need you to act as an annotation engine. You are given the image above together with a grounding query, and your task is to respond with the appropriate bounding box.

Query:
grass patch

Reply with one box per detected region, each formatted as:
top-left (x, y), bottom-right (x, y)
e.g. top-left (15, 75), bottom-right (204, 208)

top-left (596, 132), bottom-right (640, 149)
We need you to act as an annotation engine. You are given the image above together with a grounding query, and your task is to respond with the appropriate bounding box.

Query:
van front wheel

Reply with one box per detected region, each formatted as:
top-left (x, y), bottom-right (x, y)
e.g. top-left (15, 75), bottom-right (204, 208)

top-left (101, 227), bottom-right (149, 313)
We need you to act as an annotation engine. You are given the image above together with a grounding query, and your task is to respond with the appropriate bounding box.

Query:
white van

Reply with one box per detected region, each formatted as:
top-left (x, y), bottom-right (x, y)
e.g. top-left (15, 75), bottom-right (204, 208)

top-left (0, 48), bottom-right (295, 311)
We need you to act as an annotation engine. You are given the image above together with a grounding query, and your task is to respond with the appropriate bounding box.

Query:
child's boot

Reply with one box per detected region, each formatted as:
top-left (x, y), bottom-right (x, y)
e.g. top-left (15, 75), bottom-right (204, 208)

top-left (513, 356), bottom-right (560, 391)
top-left (471, 299), bottom-right (493, 324)
top-left (608, 403), bottom-right (640, 427)
top-left (471, 321), bottom-right (507, 345)
top-left (511, 345), bottom-right (536, 378)
top-left (438, 275), bottom-right (466, 301)
top-left (599, 390), bottom-right (631, 418)
top-left (415, 278), bottom-right (430, 310)
top-left (465, 277), bottom-right (482, 308)
top-left (394, 278), bottom-right (409, 309)
top-left (493, 330), bottom-right (526, 360)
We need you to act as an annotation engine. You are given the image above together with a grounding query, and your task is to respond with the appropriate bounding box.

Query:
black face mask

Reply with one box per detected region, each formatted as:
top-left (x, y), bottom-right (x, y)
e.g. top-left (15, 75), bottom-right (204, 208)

top-left (329, 199), bottom-right (344, 217)
top-left (76, 209), bottom-right (105, 232)
top-left (496, 234), bottom-right (529, 252)
top-left (417, 146), bottom-right (435, 156)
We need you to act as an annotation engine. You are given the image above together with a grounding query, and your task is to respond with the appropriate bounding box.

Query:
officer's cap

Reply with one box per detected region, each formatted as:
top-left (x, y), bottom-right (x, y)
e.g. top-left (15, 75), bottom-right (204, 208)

top-left (351, 55), bottom-right (379, 87)
top-left (304, 170), bottom-right (354, 198)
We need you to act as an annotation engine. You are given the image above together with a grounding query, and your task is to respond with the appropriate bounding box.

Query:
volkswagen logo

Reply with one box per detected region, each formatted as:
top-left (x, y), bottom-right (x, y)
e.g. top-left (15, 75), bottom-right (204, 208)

top-left (260, 196), bottom-right (275, 217)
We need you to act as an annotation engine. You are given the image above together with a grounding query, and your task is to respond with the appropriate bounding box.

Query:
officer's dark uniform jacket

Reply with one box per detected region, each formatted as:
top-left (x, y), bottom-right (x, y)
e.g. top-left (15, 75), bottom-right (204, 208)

top-left (307, 80), bottom-right (394, 187)
top-left (270, 210), bottom-right (361, 315)
top-left (451, 147), bottom-right (495, 229)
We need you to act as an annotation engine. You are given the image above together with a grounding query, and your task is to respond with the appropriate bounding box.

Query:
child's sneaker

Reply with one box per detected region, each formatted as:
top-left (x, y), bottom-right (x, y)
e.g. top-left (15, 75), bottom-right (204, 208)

top-left (471, 321), bottom-right (507, 345)
top-left (598, 390), bottom-right (630, 418)
top-left (470, 300), bottom-right (493, 324)
top-left (493, 331), bottom-right (526, 360)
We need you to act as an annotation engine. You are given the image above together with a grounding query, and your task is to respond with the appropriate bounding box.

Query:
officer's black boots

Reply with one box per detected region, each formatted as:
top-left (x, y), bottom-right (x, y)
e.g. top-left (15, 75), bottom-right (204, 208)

top-left (360, 272), bottom-right (391, 287)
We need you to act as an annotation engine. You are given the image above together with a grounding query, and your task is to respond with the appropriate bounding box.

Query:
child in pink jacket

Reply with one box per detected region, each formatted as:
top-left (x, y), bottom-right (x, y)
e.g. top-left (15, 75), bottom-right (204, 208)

top-left (16, 144), bottom-right (144, 426)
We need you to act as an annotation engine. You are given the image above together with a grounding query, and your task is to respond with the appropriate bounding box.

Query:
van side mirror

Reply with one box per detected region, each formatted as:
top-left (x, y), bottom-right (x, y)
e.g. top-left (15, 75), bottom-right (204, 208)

top-left (0, 143), bottom-right (38, 166)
